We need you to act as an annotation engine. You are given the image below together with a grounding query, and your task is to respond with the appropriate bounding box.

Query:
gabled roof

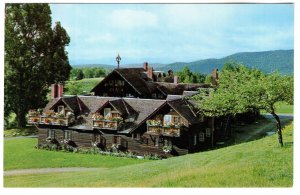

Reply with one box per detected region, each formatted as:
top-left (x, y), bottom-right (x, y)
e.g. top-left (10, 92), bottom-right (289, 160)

top-left (90, 68), bottom-right (151, 96)
top-left (77, 96), bottom-right (119, 114)
top-left (45, 96), bottom-right (84, 114)
top-left (95, 98), bottom-right (137, 117)
top-left (167, 99), bottom-right (199, 125)
top-left (43, 95), bottom-right (202, 134)
top-left (121, 98), bottom-right (166, 133)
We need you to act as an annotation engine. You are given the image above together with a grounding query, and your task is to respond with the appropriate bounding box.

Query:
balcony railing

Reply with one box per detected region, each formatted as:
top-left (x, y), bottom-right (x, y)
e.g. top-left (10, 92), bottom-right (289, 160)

top-left (27, 115), bottom-right (70, 126)
top-left (27, 115), bottom-right (41, 124)
top-left (92, 119), bottom-right (121, 130)
top-left (40, 116), bottom-right (69, 126)
top-left (147, 125), bottom-right (182, 137)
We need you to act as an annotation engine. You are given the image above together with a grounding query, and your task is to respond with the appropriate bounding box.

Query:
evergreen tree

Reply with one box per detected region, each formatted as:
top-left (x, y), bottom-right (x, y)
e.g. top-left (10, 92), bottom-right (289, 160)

top-left (75, 69), bottom-right (84, 80)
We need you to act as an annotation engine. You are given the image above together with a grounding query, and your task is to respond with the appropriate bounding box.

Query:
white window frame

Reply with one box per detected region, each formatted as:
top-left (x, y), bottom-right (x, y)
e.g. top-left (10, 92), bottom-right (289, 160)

top-left (194, 134), bottom-right (197, 145)
top-left (64, 131), bottom-right (71, 140)
top-left (58, 106), bottom-right (65, 114)
top-left (199, 132), bottom-right (205, 142)
top-left (104, 108), bottom-right (111, 118)
top-left (48, 130), bottom-right (55, 138)
top-left (163, 115), bottom-right (172, 125)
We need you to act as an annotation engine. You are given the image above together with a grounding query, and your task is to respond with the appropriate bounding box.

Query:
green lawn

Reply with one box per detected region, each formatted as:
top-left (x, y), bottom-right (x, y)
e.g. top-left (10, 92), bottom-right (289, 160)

top-left (261, 102), bottom-right (293, 114)
top-left (4, 138), bottom-right (149, 171)
top-left (64, 77), bottom-right (103, 95)
top-left (4, 122), bottom-right (293, 187)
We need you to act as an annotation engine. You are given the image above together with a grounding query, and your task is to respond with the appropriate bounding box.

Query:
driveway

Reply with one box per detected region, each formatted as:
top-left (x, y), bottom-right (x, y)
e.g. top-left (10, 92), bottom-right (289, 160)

top-left (233, 114), bottom-right (293, 144)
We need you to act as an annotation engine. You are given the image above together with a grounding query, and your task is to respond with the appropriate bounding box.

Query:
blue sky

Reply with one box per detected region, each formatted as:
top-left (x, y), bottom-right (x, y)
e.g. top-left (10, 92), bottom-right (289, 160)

top-left (50, 4), bottom-right (294, 65)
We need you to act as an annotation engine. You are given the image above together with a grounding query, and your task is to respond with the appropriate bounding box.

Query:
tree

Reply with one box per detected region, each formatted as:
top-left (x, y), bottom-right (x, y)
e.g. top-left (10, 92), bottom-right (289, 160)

top-left (5, 4), bottom-right (71, 127)
top-left (94, 67), bottom-right (106, 78)
top-left (75, 69), bottom-right (84, 80)
top-left (191, 64), bottom-right (293, 146)
top-left (176, 66), bottom-right (206, 83)
top-left (83, 68), bottom-right (94, 78)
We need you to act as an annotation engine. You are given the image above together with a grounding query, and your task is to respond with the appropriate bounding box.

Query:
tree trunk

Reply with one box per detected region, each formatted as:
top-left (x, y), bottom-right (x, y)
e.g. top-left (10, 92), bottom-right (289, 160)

top-left (271, 111), bottom-right (283, 147)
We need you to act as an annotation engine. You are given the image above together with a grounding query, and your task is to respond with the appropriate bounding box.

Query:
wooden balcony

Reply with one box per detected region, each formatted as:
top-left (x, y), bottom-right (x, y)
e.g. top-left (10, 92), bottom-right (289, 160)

top-left (40, 116), bottom-right (69, 126)
top-left (27, 115), bottom-right (41, 124)
top-left (147, 125), bottom-right (182, 137)
top-left (93, 119), bottom-right (121, 130)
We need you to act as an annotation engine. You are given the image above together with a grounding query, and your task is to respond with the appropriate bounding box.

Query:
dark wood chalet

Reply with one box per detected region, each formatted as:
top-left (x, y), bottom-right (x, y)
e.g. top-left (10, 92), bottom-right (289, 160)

top-left (28, 64), bottom-right (231, 157)
top-left (91, 62), bottom-right (211, 99)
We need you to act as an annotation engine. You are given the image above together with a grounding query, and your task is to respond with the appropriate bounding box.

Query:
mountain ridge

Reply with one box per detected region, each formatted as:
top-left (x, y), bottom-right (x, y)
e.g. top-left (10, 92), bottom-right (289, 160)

top-left (72, 49), bottom-right (294, 75)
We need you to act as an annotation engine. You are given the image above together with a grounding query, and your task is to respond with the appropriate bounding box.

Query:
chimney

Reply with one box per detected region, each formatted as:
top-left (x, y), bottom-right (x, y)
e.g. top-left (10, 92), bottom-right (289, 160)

top-left (174, 75), bottom-right (179, 84)
top-left (51, 84), bottom-right (58, 99)
top-left (57, 83), bottom-right (64, 98)
top-left (147, 67), bottom-right (153, 80)
top-left (212, 69), bottom-right (219, 85)
top-left (143, 62), bottom-right (148, 71)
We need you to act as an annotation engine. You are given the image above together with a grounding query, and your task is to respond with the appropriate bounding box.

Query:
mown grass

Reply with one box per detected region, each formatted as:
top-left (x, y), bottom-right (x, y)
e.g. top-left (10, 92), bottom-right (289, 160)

top-left (261, 101), bottom-right (293, 114)
top-left (4, 122), bottom-right (293, 187)
top-left (64, 77), bottom-right (103, 95)
top-left (4, 138), bottom-right (149, 171)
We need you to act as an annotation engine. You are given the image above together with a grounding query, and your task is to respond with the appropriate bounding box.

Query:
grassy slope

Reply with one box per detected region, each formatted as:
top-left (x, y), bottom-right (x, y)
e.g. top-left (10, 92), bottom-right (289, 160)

top-left (261, 102), bottom-right (293, 114)
top-left (64, 78), bottom-right (102, 95)
top-left (4, 138), bottom-right (149, 171)
top-left (4, 122), bottom-right (293, 187)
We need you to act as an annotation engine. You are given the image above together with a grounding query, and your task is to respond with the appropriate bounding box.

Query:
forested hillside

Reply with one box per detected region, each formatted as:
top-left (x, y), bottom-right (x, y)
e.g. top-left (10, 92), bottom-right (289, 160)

top-left (159, 50), bottom-right (293, 75)
top-left (71, 49), bottom-right (293, 75)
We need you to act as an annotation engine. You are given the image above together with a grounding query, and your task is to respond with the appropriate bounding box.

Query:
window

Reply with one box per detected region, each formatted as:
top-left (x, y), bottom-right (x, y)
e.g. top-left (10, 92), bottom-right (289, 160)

top-left (48, 130), bottom-right (55, 138)
top-left (194, 134), bottom-right (197, 145)
top-left (136, 133), bottom-right (141, 140)
top-left (157, 93), bottom-right (164, 99)
top-left (104, 108), bottom-right (111, 118)
top-left (155, 137), bottom-right (159, 147)
top-left (163, 115), bottom-right (172, 125)
top-left (64, 131), bottom-right (71, 140)
top-left (206, 128), bottom-right (211, 137)
top-left (58, 106), bottom-right (64, 114)
top-left (199, 132), bottom-right (204, 142)
top-left (173, 116), bottom-right (181, 124)
top-left (164, 139), bottom-right (172, 147)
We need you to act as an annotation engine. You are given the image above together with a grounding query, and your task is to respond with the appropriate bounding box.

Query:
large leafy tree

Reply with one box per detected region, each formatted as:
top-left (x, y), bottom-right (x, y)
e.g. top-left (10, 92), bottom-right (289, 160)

top-left (5, 4), bottom-right (71, 127)
top-left (192, 64), bottom-right (293, 146)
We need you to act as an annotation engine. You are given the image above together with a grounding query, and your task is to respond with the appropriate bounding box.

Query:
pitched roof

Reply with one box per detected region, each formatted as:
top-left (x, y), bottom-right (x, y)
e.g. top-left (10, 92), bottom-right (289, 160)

top-left (114, 68), bottom-right (151, 96)
top-left (120, 98), bottom-right (166, 133)
top-left (44, 96), bottom-right (84, 114)
top-left (154, 82), bottom-right (210, 95)
top-left (167, 99), bottom-right (199, 125)
top-left (77, 96), bottom-right (119, 114)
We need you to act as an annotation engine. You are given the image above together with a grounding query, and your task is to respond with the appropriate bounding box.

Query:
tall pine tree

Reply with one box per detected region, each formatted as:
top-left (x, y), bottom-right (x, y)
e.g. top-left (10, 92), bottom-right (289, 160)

top-left (5, 4), bottom-right (71, 127)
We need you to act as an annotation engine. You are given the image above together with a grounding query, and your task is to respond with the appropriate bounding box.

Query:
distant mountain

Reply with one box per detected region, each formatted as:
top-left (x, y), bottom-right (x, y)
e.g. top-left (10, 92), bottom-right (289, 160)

top-left (159, 50), bottom-right (294, 75)
top-left (72, 50), bottom-right (293, 75)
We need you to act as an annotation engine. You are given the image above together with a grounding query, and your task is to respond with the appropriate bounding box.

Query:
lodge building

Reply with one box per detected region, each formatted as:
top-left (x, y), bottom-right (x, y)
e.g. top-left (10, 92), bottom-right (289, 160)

top-left (27, 62), bottom-right (231, 157)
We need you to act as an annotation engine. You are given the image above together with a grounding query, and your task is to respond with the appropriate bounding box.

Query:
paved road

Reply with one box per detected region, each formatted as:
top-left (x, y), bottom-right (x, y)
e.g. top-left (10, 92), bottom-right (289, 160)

top-left (234, 114), bottom-right (293, 144)
top-left (4, 167), bottom-right (106, 176)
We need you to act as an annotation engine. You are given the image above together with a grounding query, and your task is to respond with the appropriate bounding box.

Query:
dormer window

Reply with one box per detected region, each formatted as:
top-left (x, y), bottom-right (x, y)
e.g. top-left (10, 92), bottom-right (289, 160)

top-left (58, 106), bottom-right (65, 115)
top-left (163, 115), bottom-right (172, 125)
top-left (104, 108), bottom-right (111, 118)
